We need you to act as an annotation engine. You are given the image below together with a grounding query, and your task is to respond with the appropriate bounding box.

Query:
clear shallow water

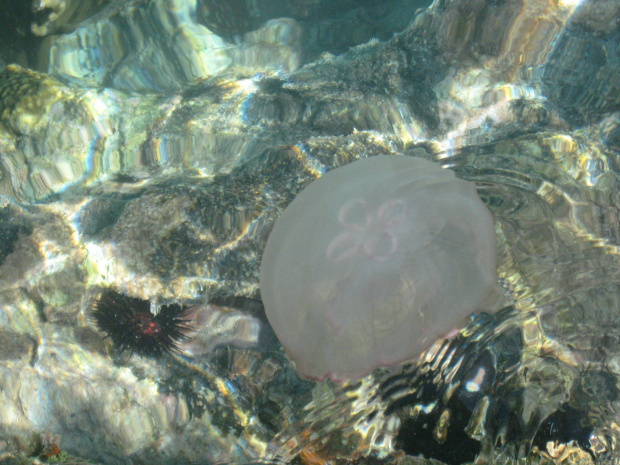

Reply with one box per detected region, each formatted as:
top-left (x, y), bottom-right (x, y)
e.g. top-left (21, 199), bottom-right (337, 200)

top-left (0, 0), bottom-right (618, 464)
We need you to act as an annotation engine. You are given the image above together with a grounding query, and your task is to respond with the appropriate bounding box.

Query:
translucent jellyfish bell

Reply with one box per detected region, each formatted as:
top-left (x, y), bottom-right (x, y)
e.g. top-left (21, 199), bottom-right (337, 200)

top-left (259, 155), bottom-right (501, 382)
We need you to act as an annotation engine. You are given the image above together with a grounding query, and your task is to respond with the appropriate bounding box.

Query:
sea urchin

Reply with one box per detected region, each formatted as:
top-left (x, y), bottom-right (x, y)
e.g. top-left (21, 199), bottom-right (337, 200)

top-left (92, 289), bottom-right (191, 358)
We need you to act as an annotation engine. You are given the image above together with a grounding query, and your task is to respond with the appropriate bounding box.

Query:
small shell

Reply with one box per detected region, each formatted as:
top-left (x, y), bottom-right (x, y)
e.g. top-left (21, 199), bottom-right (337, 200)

top-left (260, 155), bottom-right (501, 382)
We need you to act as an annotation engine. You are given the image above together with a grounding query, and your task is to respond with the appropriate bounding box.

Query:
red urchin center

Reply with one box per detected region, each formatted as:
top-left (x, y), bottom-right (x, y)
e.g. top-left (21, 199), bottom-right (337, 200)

top-left (131, 312), bottom-right (161, 336)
